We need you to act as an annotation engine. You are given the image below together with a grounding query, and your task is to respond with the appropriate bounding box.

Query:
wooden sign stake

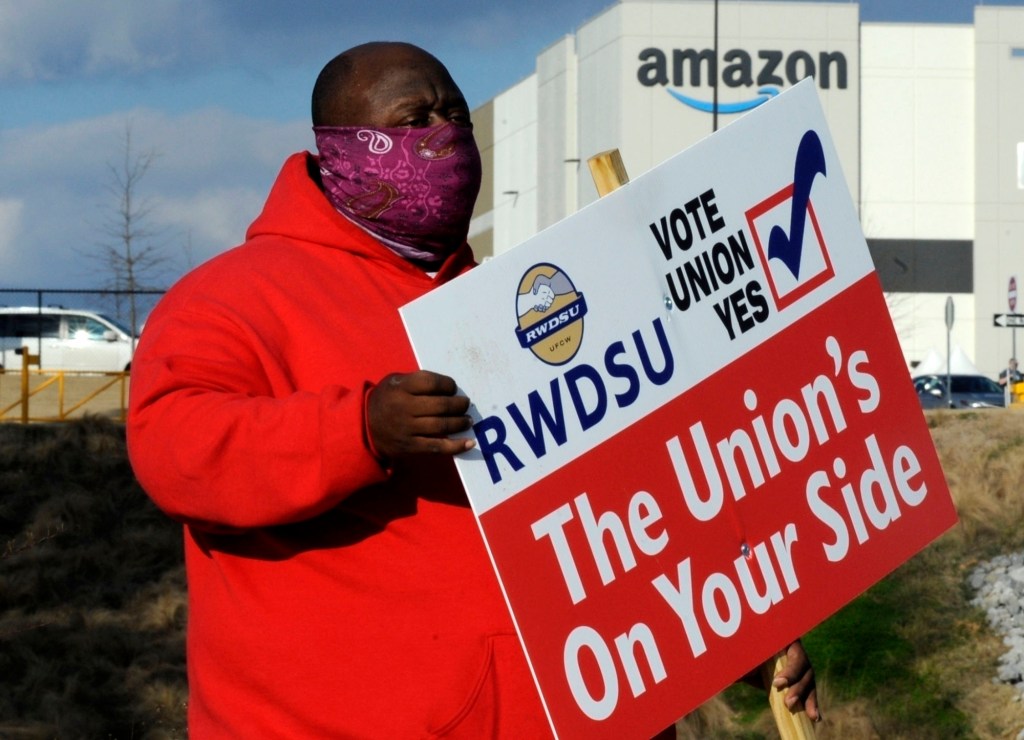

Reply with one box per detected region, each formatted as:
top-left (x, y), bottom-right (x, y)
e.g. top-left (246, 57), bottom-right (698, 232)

top-left (585, 148), bottom-right (817, 740)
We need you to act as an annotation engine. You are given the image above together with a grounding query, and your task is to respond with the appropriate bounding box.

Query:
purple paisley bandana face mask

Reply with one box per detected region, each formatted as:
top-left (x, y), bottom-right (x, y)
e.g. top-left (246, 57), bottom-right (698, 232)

top-left (314, 122), bottom-right (482, 261)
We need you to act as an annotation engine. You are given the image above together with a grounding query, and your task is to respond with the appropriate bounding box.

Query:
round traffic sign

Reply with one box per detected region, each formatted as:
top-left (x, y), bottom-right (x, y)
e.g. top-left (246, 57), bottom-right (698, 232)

top-left (1010, 276), bottom-right (1018, 312)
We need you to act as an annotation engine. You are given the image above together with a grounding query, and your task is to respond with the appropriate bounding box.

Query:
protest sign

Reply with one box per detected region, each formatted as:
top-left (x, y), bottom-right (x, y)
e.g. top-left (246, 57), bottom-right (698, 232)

top-left (401, 79), bottom-right (957, 739)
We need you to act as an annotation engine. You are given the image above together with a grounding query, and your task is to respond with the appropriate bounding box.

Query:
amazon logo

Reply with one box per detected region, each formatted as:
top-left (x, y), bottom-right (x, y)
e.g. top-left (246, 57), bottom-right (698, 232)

top-left (638, 47), bottom-right (848, 115)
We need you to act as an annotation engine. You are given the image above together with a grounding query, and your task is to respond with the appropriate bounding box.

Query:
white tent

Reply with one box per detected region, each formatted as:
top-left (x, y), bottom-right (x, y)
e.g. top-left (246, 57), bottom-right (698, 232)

top-left (911, 345), bottom-right (984, 377)
top-left (912, 348), bottom-right (945, 376)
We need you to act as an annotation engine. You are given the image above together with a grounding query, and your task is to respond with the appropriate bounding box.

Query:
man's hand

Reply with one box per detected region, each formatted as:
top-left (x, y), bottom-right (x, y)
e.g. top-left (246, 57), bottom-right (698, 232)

top-left (769, 640), bottom-right (820, 722)
top-left (367, 371), bottom-right (476, 459)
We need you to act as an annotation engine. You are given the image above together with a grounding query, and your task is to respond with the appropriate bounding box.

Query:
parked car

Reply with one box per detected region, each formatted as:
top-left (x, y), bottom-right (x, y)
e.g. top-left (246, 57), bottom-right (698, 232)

top-left (913, 373), bottom-right (1006, 409)
top-left (0, 307), bottom-right (137, 372)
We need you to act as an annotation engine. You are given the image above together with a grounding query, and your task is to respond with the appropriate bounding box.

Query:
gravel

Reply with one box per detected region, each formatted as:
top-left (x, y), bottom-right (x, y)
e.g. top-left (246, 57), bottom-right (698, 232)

top-left (969, 551), bottom-right (1024, 734)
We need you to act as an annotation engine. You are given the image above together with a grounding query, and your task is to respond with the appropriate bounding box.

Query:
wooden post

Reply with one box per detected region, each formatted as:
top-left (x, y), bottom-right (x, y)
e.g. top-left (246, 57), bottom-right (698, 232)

top-left (19, 346), bottom-right (39, 425)
top-left (585, 148), bottom-right (817, 740)
top-left (587, 149), bottom-right (631, 196)
top-left (760, 653), bottom-right (818, 740)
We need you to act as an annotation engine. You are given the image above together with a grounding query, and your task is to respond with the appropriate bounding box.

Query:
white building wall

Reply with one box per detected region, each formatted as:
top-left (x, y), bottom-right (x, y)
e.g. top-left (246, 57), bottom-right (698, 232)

top-left (860, 23), bottom-right (976, 368)
top-left (537, 36), bottom-right (579, 230)
top-left (974, 7), bottom-right (1024, 376)
top-left (576, 4), bottom-right (635, 205)
top-left (492, 76), bottom-right (539, 256)
top-left (860, 24), bottom-right (974, 238)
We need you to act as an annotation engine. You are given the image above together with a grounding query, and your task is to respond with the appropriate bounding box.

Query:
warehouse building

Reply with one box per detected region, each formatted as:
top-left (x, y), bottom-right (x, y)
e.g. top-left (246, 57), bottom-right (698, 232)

top-left (467, 0), bottom-right (1024, 376)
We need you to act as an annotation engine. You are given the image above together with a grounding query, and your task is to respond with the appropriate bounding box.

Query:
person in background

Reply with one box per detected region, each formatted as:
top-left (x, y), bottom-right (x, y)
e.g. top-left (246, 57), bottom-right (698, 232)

top-left (126, 41), bottom-right (819, 736)
top-left (999, 358), bottom-right (1023, 386)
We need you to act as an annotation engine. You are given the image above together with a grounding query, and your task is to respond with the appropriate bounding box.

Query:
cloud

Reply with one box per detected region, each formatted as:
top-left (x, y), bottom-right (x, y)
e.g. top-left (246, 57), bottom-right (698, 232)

top-left (152, 186), bottom-right (267, 269)
top-left (3, 0), bottom-right (993, 97)
top-left (0, 0), bottom-right (632, 294)
top-left (0, 107), bottom-right (307, 289)
top-left (0, 0), bottom-right (211, 81)
top-left (0, 197), bottom-right (24, 264)
top-left (0, 0), bottom-right (611, 86)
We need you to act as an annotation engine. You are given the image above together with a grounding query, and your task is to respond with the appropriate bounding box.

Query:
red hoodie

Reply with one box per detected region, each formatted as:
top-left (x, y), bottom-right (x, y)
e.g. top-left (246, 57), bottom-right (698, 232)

top-left (127, 152), bottom-right (550, 738)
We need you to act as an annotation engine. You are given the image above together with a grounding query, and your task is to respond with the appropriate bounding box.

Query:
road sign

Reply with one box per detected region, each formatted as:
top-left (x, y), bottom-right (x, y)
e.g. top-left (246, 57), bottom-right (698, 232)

top-left (993, 313), bottom-right (1024, 328)
top-left (1010, 276), bottom-right (1018, 312)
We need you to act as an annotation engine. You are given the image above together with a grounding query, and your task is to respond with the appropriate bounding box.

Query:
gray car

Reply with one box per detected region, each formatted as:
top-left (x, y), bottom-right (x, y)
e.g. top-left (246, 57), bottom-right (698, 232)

top-left (913, 374), bottom-right (1006, 409)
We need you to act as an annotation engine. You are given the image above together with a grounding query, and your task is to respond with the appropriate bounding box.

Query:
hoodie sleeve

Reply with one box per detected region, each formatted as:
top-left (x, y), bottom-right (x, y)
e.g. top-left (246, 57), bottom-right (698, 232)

top-left (127, 305), bottom-right (389, 532)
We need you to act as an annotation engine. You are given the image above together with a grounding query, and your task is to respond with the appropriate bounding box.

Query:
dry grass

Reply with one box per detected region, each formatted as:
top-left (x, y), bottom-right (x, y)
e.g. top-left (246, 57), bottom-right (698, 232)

top-left (0, 417), bottom-right (186, 739)
top-left (2, 410), bottom-right (1024, 738)
top-left (929, 410), bottom-right (1024, 555)
top-left (791, 409), bottom-right (1024, 740)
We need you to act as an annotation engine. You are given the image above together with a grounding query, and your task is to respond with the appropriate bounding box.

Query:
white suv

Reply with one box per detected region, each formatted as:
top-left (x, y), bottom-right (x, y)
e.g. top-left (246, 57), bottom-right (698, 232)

top-left (0, 307), bottom-right (138, 372)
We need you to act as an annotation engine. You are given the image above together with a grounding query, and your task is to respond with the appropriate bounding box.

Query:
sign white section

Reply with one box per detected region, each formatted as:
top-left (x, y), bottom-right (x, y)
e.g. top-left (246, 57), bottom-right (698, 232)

top-left (402, 80), bottom-right (876, 514)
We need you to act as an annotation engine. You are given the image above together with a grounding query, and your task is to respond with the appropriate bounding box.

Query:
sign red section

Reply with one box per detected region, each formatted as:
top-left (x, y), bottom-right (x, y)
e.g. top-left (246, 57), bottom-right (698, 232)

top-left (478, 274), bottom-right (956, 739)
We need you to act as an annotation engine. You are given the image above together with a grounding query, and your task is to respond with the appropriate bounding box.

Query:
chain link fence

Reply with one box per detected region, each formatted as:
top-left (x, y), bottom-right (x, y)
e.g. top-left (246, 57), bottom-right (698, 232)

top-left (0, 288), bottom-right (166, 333)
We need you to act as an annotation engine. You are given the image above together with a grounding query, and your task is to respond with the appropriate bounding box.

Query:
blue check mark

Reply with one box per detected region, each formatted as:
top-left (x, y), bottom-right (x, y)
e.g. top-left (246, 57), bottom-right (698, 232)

top-left (767, 130), bottom-right (827, 280)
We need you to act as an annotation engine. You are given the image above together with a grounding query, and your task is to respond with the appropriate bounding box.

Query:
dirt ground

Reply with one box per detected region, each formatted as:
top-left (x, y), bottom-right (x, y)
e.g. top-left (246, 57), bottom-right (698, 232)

top-left (0, 370), bottom-right (128, 423)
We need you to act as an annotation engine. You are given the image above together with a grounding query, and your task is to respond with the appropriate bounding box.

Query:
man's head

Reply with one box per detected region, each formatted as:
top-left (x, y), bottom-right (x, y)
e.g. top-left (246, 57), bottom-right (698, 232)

top-left (1011, 358), bottom-right (1019, 369)
top-left (310, 42), bottom-right (481, 261)
top-left (311, 42), bottom-right (471, 130)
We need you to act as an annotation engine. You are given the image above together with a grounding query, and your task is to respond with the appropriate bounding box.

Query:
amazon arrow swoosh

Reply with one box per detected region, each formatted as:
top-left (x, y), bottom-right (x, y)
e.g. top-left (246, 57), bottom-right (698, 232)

top-left (666, 85), bottom-right (780, 114)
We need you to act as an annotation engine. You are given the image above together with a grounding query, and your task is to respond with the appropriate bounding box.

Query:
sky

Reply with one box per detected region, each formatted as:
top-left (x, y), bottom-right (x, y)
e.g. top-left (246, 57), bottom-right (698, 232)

top-left (2, 0), bottom-right (1023, 303)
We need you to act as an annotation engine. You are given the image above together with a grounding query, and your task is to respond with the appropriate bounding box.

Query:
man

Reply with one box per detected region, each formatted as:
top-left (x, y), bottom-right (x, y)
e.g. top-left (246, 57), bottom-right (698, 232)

top-left (998, 358), bottom-right (1022, 387)
top-left (127, 42), bottom-right (818, 736)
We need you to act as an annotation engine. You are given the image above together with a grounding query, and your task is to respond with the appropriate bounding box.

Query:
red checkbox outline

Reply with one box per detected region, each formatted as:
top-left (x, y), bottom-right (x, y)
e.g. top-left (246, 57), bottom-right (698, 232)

top-left (745, 183), bottom-right (835, 311)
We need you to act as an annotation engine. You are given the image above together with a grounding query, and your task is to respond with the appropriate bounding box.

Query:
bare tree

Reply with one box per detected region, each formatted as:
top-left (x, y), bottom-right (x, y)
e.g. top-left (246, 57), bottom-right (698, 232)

top-left (94, 123), bottom-right (170, 341)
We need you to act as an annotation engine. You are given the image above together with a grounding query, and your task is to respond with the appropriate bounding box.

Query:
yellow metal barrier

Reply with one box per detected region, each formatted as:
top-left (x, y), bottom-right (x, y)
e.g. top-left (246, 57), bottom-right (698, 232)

top-left (1011, 381), bottom-right (1024, 407)
top-left (0, 349), bottom-right (129, 423)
